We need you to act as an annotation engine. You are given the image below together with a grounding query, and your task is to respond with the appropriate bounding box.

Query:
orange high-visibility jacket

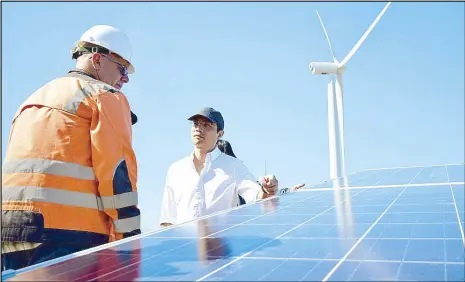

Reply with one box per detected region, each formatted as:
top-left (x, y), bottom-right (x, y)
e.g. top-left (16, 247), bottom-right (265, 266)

top-left (2, 69), bottom-right (141, 245)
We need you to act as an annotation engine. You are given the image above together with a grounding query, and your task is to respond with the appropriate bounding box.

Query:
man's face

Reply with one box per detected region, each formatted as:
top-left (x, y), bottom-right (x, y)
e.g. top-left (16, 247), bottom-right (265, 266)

top-left (91, 53), bottom-right (130, 90)
top-left (191, 116), bottom-right (223, 151)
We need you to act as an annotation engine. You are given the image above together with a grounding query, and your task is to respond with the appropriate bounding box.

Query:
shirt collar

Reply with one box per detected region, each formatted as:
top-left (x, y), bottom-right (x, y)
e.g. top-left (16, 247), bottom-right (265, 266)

top-left (191, 146), bottom-right (222, 166)
top-left (206, 146), bottom-right (222, 163)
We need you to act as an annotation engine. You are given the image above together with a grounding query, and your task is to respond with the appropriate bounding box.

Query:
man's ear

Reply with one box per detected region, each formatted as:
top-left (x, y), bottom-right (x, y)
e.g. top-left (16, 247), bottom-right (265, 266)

top-left (217, 130), bottom-right (224, 139)
top-left (91, 53), bottom-right (102, 70)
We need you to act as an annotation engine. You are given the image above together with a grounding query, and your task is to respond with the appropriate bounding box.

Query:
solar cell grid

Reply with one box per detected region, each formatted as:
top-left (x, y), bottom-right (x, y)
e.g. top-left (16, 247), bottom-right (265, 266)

top-left (310, 164), bottom-right (464, 189)
top-left (2, 164), bottom-right (464, 281)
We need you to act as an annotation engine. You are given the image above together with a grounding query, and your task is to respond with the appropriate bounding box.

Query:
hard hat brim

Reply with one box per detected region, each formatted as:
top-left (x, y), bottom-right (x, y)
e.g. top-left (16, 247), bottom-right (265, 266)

top-left (74, 40), bottom-right (135, 74)
top-left (127, 64), bottom-right (135, 74)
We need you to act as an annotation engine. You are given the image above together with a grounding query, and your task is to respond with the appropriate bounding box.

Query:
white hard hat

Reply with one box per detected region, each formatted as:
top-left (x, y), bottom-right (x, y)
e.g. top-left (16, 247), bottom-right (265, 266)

top-left (74, 25), bottom-right (135, 74)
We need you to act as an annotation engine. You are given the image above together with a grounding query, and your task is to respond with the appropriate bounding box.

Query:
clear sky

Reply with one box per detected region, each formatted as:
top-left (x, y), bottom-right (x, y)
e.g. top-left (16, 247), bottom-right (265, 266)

top-left (2, 2), bottom-right (464, 232)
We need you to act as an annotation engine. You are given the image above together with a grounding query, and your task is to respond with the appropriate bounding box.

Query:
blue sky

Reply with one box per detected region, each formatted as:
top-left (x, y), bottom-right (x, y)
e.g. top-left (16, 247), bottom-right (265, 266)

top-left (2, 2), bottom-right (464, 232)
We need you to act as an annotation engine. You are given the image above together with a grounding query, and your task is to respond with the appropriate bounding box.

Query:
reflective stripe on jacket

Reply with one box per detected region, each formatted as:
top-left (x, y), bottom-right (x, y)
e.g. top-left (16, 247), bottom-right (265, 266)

top-left (2, 69), bottom-right (141, 245)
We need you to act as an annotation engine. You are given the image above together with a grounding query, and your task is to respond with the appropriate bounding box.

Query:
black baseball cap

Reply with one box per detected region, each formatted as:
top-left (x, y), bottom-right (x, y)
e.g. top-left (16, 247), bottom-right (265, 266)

top-left (188, 107), bottom-right (224, 131)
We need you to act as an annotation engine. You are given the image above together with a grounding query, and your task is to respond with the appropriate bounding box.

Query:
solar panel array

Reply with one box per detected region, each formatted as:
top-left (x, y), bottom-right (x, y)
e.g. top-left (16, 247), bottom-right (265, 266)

top-left (2, 164), bottom-right (464, 281)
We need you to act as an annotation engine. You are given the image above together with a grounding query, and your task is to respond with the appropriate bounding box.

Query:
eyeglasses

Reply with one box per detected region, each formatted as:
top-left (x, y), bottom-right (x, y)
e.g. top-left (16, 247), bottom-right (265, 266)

top-left (192, 121), bottom-right (215, 131)
top-left (102, 54), bottom-right (128, 77)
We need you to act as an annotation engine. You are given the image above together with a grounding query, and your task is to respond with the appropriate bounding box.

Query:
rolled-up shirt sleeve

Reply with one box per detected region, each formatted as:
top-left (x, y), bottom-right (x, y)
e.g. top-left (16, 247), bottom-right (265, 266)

top-left (234, 161), bottom-right (262, 203)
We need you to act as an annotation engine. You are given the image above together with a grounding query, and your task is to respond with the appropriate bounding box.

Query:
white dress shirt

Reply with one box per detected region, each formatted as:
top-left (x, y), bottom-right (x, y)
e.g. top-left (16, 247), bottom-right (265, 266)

top-left (159, 147), bottom-right (262, 225)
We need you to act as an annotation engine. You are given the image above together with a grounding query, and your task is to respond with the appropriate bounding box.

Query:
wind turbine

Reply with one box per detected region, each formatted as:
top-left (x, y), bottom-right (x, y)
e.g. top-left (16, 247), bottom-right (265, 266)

top-left (309, 2), bottom-right (392, 183)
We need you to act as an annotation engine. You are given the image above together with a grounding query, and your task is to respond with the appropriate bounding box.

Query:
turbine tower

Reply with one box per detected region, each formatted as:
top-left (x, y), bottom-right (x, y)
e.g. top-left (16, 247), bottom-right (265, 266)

top-left (309, 2), bottom-right (392, 182)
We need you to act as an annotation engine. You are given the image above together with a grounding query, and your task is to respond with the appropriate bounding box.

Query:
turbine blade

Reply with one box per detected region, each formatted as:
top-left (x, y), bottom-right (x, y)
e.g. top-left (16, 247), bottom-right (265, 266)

top-left (338, 2), bottom-right (392, 67)
top-left (316, 10), bottom-right (338, 63)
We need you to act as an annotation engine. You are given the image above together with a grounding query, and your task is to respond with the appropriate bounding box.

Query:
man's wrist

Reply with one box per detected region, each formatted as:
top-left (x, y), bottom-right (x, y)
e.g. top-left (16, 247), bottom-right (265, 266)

top-left (260, 183), bottom-right (270, 194)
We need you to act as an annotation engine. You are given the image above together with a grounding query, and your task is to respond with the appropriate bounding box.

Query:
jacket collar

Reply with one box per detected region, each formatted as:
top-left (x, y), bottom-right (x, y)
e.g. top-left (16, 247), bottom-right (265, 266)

top-left (67, 68), bottom-right (138, 126)
top-left (67, 68), bottom-right (97, 80)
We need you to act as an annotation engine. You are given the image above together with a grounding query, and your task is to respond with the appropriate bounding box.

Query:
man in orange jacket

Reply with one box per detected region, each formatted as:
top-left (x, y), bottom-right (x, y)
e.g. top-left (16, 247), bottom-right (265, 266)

top-left (1, 25), bottom-right (141, 271)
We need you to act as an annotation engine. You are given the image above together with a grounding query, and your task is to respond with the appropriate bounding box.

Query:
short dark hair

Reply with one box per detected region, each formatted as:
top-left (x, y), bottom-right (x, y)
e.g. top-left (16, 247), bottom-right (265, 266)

top-left (217, 139), bottom-right (237, 158)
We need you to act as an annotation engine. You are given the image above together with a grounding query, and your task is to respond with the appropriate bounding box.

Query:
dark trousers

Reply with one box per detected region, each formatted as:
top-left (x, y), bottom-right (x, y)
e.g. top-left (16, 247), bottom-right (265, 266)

top-left (1, 242), bottom-right (97, 271)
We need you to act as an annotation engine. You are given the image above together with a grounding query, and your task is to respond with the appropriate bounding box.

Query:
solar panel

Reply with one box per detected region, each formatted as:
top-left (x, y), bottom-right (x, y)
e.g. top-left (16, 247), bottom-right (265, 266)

top-left (2, 164), bottom-right (464, 281)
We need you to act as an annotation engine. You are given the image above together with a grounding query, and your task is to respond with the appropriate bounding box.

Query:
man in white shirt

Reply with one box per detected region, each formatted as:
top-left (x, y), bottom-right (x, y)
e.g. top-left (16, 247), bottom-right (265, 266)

top-left (159, 107), bottom-right (279, 227)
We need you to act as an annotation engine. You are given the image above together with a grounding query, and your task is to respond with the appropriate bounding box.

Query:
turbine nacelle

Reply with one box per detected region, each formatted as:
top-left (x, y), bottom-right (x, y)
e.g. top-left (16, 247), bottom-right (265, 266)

top-left (309, 62), bottom-right (346, 75)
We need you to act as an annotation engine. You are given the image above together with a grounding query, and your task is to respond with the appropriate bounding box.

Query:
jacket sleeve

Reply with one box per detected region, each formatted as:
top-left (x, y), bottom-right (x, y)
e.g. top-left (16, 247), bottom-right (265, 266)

top-left (89, 86), bottom-right (141, 241)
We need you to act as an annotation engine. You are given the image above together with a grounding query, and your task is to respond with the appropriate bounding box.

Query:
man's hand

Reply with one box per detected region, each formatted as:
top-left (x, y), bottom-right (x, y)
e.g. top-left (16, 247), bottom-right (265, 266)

top-left (291, 183), bottom-right (306, 191)
top-left (259, 174), bottom-right (279, 196)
